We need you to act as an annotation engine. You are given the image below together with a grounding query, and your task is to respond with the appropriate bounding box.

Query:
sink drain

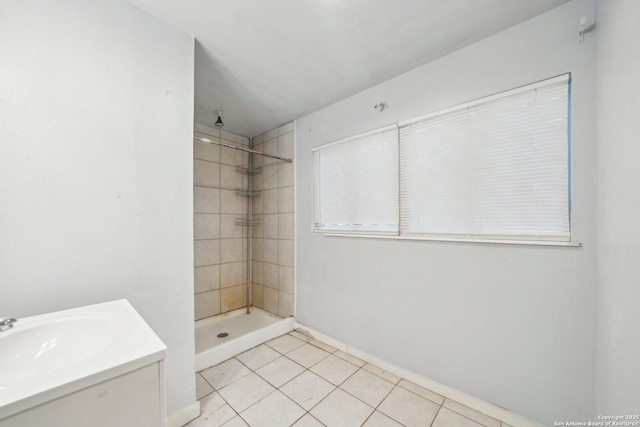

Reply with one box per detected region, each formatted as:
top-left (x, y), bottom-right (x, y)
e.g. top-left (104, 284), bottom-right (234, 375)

top-left (217, 332), bottom-right (229, 338)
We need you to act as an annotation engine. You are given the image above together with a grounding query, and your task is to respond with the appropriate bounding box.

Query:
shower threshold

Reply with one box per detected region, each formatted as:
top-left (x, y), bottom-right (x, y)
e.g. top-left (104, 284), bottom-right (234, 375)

top-left (195, 307), bottom-right (295, 371)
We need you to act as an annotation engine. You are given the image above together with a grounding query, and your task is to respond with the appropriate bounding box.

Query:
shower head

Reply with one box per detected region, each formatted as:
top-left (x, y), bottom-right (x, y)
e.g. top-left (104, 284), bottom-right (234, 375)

top-left (215, 110), bottom-right (224, 128)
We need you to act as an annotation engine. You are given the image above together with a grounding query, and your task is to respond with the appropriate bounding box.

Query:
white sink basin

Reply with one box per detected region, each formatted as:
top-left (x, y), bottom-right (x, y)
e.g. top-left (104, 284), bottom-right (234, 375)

top-left (0, 313), bottom-right (122, 386)
top-left (0, 300), bottom-right (167, 420)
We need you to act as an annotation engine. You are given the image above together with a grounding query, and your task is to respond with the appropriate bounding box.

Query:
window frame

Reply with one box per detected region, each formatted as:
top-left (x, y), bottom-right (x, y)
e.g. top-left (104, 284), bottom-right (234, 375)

top-left (312, 74), bottom-right (579, 247)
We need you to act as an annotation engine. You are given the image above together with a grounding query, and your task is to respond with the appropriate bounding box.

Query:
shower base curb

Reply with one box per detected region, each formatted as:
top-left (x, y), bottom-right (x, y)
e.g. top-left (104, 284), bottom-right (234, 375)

top-left (195, 310), bottom-right (295, 372)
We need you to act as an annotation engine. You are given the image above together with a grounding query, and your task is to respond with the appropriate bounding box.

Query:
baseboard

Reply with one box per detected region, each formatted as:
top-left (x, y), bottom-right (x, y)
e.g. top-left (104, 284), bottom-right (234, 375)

top-left (294, 322), bottom-right (544, 427)
top-left (167, 401), bottom-right (200, 427)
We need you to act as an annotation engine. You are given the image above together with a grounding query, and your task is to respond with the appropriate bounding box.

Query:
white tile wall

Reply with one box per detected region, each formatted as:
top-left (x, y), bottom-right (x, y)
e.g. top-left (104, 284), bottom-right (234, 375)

top-left (194, 137), bottom-right (221, 162)
top-left (221, 189), bottom-right (245, 214)
top-left (194, 214), bottom-right (220, 240)
top-left (194, 125), bottom-right (251, 319)
top-left (194, 159), bottom-right (220, 187)
top-left (194, 187), bottom-right (220, 213)
top-left (221, 239), bottom-right (243, 264)
top-left (195, 265), bottom-right (220, 294)
top-left (194, 290), bottom-right (220, 320)
top-left (221, 262), bottom-right (245, 287)
top-left (250, 122), bottom-right (295, 318)
top-left (194, 240), bottom-right (220, 267)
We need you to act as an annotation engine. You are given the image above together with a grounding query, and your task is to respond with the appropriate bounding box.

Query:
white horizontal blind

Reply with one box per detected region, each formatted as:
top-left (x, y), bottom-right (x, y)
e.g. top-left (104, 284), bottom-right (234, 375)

top-left (399, 75), bottom-right (570, 241)
top-left (313, 125), bottom-right (399, 234)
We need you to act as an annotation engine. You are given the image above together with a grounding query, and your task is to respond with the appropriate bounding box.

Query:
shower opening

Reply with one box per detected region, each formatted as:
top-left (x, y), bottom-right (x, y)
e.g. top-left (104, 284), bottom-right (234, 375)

top-left (193, 122), bottom-right (295, 371)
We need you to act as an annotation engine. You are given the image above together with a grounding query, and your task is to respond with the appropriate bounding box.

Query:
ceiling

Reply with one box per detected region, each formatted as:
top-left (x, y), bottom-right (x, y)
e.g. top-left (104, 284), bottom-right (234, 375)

top-left (128, 0), bottom-right (571, 137)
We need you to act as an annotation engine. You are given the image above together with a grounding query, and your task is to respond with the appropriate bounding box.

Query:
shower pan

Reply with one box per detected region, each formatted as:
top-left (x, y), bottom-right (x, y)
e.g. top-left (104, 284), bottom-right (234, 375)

top-left (193, 122), bottom-right (295, 371)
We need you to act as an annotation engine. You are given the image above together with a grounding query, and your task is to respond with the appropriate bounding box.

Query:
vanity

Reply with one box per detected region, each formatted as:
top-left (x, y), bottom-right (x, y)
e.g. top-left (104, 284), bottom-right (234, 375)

top-left (0, 300), bottom-right (167, 427)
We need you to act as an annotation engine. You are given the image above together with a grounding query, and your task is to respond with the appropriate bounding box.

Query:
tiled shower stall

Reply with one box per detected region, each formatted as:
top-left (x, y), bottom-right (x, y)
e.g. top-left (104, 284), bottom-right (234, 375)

top-left (193, 122), bottom-right (295, 322)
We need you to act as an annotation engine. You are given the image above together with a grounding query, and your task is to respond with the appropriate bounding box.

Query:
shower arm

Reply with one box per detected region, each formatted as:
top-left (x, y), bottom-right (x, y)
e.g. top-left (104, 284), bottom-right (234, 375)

top-left (193, 136), bottom-right (292, 163)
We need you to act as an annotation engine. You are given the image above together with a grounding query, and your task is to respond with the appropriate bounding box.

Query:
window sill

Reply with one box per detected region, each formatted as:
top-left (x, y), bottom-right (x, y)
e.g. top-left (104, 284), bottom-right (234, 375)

top-left (322, 233), bottom-right (582, 247)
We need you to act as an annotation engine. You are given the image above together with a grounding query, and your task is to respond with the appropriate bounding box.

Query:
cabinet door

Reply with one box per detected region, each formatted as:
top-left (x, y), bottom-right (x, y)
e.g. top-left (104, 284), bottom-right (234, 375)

top-left (0, 364), bottom-right (162, 427)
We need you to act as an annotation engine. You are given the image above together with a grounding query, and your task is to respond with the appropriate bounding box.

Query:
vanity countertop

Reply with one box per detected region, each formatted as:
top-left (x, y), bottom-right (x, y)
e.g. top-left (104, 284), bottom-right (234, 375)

top-left (0, 299), bottom-right (167, 420)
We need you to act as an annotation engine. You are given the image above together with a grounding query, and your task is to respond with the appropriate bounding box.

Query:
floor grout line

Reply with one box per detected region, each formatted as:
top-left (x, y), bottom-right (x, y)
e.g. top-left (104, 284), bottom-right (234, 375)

top-left (429, 403), bottom-right (443, 427)
top-left (194, 331), bottom-right (507, 427)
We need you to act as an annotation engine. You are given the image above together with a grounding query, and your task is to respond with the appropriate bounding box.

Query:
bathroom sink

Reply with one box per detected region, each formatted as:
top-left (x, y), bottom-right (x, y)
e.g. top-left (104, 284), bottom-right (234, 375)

top-left (0, 313), bottom-right (123, 385)
top-left (0, 300), bottom-right (167, 420)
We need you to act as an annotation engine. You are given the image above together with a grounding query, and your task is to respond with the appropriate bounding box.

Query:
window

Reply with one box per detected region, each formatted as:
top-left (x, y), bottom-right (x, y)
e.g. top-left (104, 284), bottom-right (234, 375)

top-left (399, 74), bottom-right (570, 241)
top-left (313, 125), bottom-right (399, 234)
top-left (313, 74), bottom-right (571, 243)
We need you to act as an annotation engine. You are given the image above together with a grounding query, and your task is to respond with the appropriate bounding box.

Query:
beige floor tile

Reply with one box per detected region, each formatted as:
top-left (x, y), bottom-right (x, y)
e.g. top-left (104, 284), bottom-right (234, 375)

top-left (311, 388), bottom-right (374, 427)
top-left (362, 411), bottom-right (403, 426)
top-left (222, 416), bottom-right (249, 426)
top-left (432, 407), bottom-right (484, 427)
top-left (236, 344), bottom-right (280, 371)
top-left (256, 356), bottom-right (305, 388)
top-left (195, 333), bottom-right (507, 427)
top-left (442, 399), bottom-right (501, 427)
top-left (201, 358), bottom-right (252, 390)
top-left (341, 369), bottom-right (395, 407)
top-left (501, 423), bottom-right (514, 427)
top-left (218, 373), bottom-right (276, 413)
top-left (362, 363), bottom-right (401, 384)
top-left (334, 350), bottom-right (365, 367)
top-left (196, 373), bottom-right (214, 400)
top-left (241, 391), bottom-right (305, 427)
top-left (398, 379), bottom-right (445, 405)
top-left (286, 343), bottom-right (331, 368)
top-left (187, 392), bottom-right (236, 427)
top-left (378, 386), bottom-right (440, 426)
top-left (280, 370), bottom-right (336, 411)
top-left (265, 334), bottom-right (306, 354)
top-left (292, 414), bottom-right (325, 427)
top-left (309, 354), bottom-right (360, 386)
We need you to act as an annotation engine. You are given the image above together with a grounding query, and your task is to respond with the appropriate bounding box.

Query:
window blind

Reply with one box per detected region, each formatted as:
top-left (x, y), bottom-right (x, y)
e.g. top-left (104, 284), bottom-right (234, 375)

top-left (399, 74), bottom-right (570, 241)
top-left (313, 125), bottom-right (399, 234)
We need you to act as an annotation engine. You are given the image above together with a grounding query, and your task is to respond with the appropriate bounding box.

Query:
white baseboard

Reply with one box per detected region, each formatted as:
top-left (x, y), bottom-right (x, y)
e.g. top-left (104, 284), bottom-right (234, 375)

top-left (167, 401), bottom-right (200, 427)
top-left (294, 322), bottom-right (544, 427)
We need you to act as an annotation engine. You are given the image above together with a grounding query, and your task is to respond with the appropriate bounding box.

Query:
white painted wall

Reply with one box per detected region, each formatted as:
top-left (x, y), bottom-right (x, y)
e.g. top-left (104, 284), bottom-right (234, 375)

top-left (295, 1), bottom-right (596, 423)
top-left (594, 0), bottom-right (640, 415)
top-left (0, 0), bottom-right (195, 418)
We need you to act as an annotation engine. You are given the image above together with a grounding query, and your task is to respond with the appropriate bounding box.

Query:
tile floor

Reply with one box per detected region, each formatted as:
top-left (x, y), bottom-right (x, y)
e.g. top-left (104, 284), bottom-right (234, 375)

top-left (189, 330), bottom-right (515, 427)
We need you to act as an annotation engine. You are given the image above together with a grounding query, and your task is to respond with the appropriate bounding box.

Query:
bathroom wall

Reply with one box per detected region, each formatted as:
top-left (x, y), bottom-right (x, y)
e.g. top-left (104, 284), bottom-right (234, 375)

top-left (295, 1), bottom-right (595, 424)
top-left (251, 123), bottom-right (296, 317)
top-left (0, 0), bottom-right (195, 419)
top-left (193, 123), bottom-right (250, 319)
top-left (594, 0), bottom-right (640, 415)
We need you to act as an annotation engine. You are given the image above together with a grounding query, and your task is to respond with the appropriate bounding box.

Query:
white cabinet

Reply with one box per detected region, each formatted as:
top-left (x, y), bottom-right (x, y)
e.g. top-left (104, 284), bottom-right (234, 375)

top-left (0, 362), bottom-right (164, 427)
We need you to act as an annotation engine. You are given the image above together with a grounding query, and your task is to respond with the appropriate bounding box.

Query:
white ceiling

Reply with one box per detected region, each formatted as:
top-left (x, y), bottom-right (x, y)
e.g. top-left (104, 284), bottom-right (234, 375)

top-left (128, 0), bottom-right (571, 137)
